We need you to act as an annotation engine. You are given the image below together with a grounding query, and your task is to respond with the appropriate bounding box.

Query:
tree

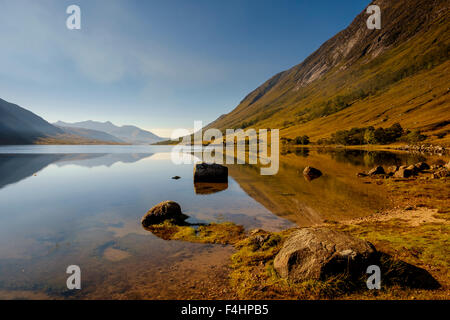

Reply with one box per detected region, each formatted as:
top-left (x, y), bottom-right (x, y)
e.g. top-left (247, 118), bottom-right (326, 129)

top-left (364, 127), bottom-right (376, 144)
top-left (385, 122), bottom-right (403, 142)
top-left (294, 135), bottom-right (310, 145)
top-left (301, 135), bottom-right (310, 145)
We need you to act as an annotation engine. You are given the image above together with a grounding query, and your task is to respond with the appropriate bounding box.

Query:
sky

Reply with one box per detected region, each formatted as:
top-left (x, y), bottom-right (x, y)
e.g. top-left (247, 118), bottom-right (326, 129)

top-left (0, 0), bottom-right (370, 137)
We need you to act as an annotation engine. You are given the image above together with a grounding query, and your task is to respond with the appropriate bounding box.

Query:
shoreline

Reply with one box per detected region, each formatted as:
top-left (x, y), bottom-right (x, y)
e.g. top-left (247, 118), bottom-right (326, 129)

top-left (143, 159), bottom-right (449, 300)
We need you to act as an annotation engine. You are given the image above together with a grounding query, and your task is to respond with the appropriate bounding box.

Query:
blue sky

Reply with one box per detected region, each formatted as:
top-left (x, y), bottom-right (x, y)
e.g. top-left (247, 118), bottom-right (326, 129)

top-left (0, 0), bottom-right (370, 137)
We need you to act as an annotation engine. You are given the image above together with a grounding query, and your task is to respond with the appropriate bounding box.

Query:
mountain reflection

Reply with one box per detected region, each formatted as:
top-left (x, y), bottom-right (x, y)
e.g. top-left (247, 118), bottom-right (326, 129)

top-left (0, 153), bottom-right (154, 190)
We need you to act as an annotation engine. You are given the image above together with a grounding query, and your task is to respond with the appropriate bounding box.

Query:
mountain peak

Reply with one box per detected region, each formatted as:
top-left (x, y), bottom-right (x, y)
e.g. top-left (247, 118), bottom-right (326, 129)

top-left (54, 120), bottom-right (163, 144)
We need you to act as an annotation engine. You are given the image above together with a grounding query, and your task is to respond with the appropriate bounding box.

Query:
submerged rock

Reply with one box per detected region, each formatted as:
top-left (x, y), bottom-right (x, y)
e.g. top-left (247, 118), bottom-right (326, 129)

top-left (274, 227), bottom-right (377, 282)
top-left (194, 163), bottom-right (228, 183)
top-left (141, 201), bottom-right (188, 226)
top-left (303, 166), bottom-right (322, 181)
top-left (368, 166), bottom-right (385, 176)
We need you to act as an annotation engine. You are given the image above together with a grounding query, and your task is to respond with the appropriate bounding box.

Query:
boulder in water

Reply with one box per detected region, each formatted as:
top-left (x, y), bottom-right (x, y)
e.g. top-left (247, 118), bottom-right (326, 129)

top-left (194, 163), bottom-right (228, 183)
top-left (303, 166), bottom-right (322, 181)
top-left (141, 201), bottom-right (187, 226)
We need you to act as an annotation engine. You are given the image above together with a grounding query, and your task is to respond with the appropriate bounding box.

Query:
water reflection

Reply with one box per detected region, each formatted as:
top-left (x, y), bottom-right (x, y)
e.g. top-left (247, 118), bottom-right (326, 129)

top-left (194, 182), bottom-right (228, 195)
top-left (0, 153), bottom-right (155, 190)
top-left (0, 145), bottom-right (442, 299)
top-left (0, 145), bottom-right (295, 299)
top-left (317, 148), bottom-right (428, 167)
top-left (282, 147), bottom-right (428, 167)
top-left (227, 147), bottom-right (440, 226)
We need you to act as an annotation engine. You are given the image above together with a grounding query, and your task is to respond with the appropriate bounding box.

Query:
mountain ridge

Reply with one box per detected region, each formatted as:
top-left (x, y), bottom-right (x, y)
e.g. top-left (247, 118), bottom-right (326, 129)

top-left (0, 98), bottom-right (162, 145)
top-left (0, 98), bottom-right (64, 145)
top-left (55, 120), bottom-right (164, 145)
top-left (207, 0), bottom-right (450, 145)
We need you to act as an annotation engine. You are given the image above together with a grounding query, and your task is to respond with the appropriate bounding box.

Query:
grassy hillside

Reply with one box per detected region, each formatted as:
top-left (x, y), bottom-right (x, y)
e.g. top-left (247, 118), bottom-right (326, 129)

top-left (207, 0), bottom-right (450, 146)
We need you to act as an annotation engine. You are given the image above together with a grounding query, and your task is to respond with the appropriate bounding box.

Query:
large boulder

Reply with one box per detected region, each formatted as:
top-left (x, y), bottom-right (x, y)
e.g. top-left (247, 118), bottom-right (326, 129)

top-left (194, 163), bottom-right (228, 183)
top-left (141, 201), bottom-right (187, 226)
top-left (303, 166), bottom-right (322, 181)
top-left (274, 227), bottom-right (377, 282)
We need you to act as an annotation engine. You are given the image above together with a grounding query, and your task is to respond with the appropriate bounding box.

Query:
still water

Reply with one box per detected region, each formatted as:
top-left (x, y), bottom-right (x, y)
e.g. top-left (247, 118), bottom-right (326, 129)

top-left (0, 145), bottom-right (433, 299)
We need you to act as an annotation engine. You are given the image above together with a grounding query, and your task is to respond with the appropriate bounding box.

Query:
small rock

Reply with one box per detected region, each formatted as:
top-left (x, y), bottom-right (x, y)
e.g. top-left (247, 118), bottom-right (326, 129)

top-left (394, 167), bottom-right (413, 178)
top-left (414, 162), bottom-right (430, 172)
top-left (431, 168), bottom-right (449, 179)
top-left (172, 176), bottom-right (181, 180)
top-left (303, 166), bottom-right (322, 181)
top-left (248, 229), bottom-right (271, 249)
top-left (386, 166), bottom-right (399, 175)
top-left (249, 228), bottom-right (265, 236)
top-left (368, 166), bottom-right (385, 176)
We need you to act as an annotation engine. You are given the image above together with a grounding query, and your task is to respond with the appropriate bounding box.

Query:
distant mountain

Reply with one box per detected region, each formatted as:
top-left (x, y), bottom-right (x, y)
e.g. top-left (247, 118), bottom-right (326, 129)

top-left (0, 98), bottom-right (63, 144)
top-left (207, 0), bottom-right (450, 145)
top-left (0, 98), bottom-right (136, 145)
top-left (56, 126), bottom-right (125, 144)
top-left (54, 120), bottom-right (163, 144)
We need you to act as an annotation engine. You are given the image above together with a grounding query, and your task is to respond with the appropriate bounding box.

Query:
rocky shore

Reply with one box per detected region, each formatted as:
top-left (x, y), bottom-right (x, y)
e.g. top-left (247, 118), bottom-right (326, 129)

top-left (139, 160), bottom-right (449, 300)
top-left (394, 144), bottom-right (447, 155)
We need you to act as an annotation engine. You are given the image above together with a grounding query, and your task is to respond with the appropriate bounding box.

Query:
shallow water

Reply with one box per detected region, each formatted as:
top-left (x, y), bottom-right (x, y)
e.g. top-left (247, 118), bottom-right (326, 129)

top-left (0, 145), bottom-right (439, 299)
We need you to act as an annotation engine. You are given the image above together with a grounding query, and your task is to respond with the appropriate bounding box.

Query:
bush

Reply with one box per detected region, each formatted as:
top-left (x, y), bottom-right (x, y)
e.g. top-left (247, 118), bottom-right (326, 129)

top-left (364, 127), bottom-right (376, 144)
top-left (328, 123), bottom-right (405, 146)
top-left (406, 130), bottom-right (427, 144)
top-left (294, 135), bottom-right (310, 145)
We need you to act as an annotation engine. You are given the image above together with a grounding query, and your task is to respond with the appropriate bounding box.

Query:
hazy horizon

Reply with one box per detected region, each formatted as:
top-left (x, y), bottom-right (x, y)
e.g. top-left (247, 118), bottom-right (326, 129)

top-left (0, 0), bottom-right (370, 136)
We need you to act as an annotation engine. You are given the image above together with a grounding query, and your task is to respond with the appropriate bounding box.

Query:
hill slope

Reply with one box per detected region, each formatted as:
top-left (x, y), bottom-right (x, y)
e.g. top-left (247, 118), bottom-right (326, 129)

top-left (55, 126), bottom-right (125, 144)
top-left (0, 98), bottom-right (63, 144)
top-left (55, 121), bottom-right (163, 145)
top-left (207, 0), bottom-right (450, 145)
